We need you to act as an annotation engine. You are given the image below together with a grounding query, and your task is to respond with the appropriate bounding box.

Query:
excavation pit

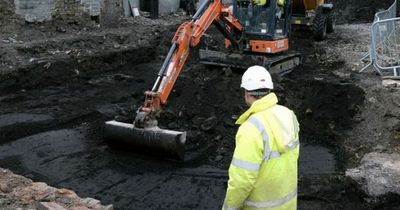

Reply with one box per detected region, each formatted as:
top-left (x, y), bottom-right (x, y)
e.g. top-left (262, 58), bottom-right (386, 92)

top-left (1, 3), bottom-right (400, 207)
top-left (0, 54), bottom-right (380, 209)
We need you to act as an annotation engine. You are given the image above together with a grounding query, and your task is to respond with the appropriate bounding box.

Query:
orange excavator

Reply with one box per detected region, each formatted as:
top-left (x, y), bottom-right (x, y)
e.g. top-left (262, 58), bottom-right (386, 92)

top-left (104, 0), bottom-right (300, 159)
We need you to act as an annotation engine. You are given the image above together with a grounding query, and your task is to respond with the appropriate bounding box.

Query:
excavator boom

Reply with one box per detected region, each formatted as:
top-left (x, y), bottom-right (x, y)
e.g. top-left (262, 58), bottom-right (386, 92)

top-left (104, 0), bottom-right (301, 159)
top-left (105, 0), bottom-right (243, 159)
top-left (144, 0), bottom-right (243, 112)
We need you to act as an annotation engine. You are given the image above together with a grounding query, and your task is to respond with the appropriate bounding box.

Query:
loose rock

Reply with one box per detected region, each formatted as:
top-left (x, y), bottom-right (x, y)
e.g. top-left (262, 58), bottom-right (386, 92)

top-left (346, 152), bottom-right (400, 198)
top-left (201, 116), bottom-right (218, 132)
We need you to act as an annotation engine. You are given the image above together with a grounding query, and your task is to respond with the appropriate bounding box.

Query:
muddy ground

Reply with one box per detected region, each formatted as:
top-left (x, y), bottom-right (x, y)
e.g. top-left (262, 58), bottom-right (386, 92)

top-left (1, 1), bottom-right (400, 210)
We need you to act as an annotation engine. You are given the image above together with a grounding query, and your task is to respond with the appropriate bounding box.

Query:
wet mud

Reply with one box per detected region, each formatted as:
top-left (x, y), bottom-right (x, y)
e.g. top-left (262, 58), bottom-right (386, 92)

top-left (1, 1), bottom-right (400, 208)
top-left (0, 43), bottom-right (379, 209)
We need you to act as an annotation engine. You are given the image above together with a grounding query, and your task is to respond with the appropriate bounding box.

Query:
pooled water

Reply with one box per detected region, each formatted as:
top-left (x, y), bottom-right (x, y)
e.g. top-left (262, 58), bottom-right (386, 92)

top-left (299, 144), bottom-right (337, 175)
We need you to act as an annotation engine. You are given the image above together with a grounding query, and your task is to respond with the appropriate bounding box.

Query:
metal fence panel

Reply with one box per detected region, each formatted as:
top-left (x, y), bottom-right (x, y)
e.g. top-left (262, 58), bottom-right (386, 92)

top-left (361, 0), bottom-right (400, 77)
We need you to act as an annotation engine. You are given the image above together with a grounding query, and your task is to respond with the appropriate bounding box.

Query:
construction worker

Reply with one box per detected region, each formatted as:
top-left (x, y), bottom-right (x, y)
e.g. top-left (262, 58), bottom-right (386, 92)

top-left (249, 0), bottom-right (285, 32)
top-left (252, 0), bottom-right (267, 6)
top-left (222, 65), bottom-right (300, 210)
top-left (251, 0), bottom-right (285, 15)
top-left (252, 0), bottom-right (285, 7)
top-left (252, 0), bottom-right (285, 18)
top-left (248, 0), bottom-right (266, 31)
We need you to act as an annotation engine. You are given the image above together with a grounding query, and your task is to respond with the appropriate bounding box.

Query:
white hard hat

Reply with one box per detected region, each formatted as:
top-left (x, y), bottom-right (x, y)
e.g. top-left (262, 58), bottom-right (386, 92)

top-left (241, 65), bottom-right (274, 90)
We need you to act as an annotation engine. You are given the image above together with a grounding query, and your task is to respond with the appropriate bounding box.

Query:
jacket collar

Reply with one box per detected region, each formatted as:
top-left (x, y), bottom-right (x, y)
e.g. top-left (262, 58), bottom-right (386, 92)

top-left (236, 92), bottom-right (278, 125)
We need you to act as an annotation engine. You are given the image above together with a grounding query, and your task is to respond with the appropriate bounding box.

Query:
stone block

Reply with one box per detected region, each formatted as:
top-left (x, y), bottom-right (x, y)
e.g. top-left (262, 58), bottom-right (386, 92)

top-left (81, 197), bottom-right (101, 207)
top-left (54, 188), bottom-right (78, 199)
top-left (69, 206), bottom-right (90, 210)
top-left (0, 170), bottom-right (32, 194)
top-left (37, 202), bottom-right (67, 210)
top-left (0, 182), bottom-right (12, 193)
top-left (13, 182), bottom-right (57, 204)
top-left (382, 78), bottom-right (400, 87)
top-left (96, 205), bottom-right (114, 210)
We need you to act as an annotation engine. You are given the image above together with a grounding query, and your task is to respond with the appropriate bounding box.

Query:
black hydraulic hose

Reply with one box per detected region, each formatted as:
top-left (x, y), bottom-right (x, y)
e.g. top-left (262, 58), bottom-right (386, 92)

top-left (193, 0), bottom-right (211, 20)
top-left (160, 0), bottom-right (211, 76)
top-left (152, 0), bottom-right (212, 91)
top-left (158, 43), bottom-right (177, 77)
top-left (152, 43), bottom-right (177, 91)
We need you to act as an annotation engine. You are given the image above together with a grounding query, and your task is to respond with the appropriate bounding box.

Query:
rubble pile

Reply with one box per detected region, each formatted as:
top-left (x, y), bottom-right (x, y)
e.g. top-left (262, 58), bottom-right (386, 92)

top-left (0, 168), bottom-right (112, 210)
top-left (346, 152), bottom-right (400, 198)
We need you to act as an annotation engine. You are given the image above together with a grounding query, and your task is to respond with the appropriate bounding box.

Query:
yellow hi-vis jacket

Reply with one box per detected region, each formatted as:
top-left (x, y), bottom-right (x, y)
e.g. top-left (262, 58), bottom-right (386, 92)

top-left (223, 93), bottom-right (300, 210)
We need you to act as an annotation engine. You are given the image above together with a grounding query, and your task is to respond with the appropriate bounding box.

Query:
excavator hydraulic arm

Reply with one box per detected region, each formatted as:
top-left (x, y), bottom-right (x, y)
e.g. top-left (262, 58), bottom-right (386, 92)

top-left (140, 0), bottom-right (243, 114)
top-left (105, 0), bottom-right (299, 159)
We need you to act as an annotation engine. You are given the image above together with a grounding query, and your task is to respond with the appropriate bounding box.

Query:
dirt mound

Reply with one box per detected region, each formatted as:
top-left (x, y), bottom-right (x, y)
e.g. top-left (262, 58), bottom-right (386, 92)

top-left (333, 0), bottom-right (397, 23)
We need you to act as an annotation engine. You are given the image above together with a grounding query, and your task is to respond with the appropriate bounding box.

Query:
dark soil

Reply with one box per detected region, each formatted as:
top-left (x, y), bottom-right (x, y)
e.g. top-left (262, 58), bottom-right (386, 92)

top-left (0, 1), bottom-right (399, 209)
top-left (0, 25), bottom-right (395, 209)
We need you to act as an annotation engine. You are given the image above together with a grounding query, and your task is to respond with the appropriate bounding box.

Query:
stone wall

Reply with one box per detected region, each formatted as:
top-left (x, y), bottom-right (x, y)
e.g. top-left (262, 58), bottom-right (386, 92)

top-left (13, 0), bottom-right (122, 23)
top-left (15, 0), bottom-right (55, 22)
top-left (53, 0), bottom-right (88, 22)
top-left (101, 0), bottom-right (123, 25)
top-left (0, 0), bottom-right (19, 27)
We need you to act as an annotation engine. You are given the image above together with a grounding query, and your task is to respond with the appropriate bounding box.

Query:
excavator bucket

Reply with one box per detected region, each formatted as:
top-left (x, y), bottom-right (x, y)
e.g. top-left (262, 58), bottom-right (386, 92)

top-left (104, 120), bottom-right (186, 159)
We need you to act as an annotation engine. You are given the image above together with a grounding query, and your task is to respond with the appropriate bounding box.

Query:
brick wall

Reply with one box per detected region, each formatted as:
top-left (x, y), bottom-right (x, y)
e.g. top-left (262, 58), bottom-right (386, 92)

top-left (13, 0), bottom-right (122, 23)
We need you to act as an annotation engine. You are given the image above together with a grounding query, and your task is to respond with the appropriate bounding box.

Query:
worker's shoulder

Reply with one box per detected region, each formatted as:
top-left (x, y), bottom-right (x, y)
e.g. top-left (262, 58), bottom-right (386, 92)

top-left (271, 104), bottom-right (296, 115)
top-left (239, 111), bottom-right (268, 131)
top-left (238, 114), bottom-right (265, 133)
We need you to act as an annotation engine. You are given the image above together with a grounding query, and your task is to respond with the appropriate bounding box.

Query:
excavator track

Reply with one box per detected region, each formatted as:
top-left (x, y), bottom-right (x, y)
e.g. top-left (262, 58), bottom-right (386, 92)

top-left (199, 49), bottom-right (301, 76)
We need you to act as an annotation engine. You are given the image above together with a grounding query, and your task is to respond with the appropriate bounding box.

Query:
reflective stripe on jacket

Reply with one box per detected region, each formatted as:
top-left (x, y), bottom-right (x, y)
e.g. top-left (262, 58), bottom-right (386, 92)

top-left (223, 93), bottom-right (300, 210)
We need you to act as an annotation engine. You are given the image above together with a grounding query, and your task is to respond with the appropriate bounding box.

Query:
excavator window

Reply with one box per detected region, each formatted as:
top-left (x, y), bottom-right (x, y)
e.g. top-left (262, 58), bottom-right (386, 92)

top-left (234, 0), bottom-right (273, 35)
top-left (233, 0), bottom-right (289, 40)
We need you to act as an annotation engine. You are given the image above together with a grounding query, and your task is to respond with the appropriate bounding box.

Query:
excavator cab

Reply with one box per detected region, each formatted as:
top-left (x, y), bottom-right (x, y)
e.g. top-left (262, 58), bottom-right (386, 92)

top-left (222, 0), bottom-right (293, 54)
top-left (233, 0), bottom-right (291, 41)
